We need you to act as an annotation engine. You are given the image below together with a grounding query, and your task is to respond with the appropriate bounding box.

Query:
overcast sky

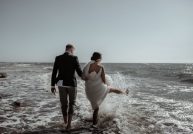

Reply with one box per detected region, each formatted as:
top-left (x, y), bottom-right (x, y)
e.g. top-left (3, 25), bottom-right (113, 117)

top-left (0, 0), bottom-right (193, 63)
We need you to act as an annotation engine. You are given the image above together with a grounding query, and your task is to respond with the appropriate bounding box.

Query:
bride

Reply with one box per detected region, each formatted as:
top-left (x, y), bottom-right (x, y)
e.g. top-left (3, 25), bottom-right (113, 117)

top-left (83, 52), bottom-right (129, 126)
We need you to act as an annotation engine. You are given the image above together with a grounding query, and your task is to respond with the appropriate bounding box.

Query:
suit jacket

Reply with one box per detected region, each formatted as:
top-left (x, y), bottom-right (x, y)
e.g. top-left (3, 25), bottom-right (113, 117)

top-left (51, 52), bottom-right (83, 87)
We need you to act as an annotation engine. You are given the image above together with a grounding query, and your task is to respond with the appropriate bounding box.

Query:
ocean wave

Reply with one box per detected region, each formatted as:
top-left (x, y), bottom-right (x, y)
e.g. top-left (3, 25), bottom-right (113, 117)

top-left (177, 73), bottom-right (193, 84)
top-left (0, 64), bottom-right (193, 133)
top-left (14, 64), bottom-right (32, 67)
top-left (43, 67), bottom-right (53, 70)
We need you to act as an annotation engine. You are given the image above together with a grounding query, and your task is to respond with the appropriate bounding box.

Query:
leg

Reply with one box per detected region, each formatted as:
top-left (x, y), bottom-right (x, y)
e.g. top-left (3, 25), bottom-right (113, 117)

top-left (109, 87), bottom-right (124, 94)
top-left (93, 107), bottom-right (99, 125)
top-left (67, 87), bottom-right (77, 129)
top-left (109, 87), bottom-right (129, 95)
top-left (67, 115), bottom-right (72, 130)
top-left (58, 87), bottom-right (68, 124)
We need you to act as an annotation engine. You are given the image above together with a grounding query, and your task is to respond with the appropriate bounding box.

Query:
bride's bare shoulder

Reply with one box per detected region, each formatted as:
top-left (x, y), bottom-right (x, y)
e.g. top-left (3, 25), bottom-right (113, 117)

top-left (97, 64), bottom-right (104, 69)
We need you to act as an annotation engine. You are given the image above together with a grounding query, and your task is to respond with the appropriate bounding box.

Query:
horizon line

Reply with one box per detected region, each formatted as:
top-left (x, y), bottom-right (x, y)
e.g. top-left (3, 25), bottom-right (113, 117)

top-left (0, 61), bottom-right (192, 64)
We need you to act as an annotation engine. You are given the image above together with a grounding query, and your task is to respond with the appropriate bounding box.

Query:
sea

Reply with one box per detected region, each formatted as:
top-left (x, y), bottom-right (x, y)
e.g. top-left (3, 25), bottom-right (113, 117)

top-left (0, 63), bottom-right (193, 134)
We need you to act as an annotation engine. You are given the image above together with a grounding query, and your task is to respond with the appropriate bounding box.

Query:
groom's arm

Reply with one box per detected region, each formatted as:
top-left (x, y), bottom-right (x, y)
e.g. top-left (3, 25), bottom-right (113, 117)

top-left (74, 56), bottom-right (83, 77)
top-left (81, 66), bottom-right (87, 81)
top-left (51, 57), bottom-right (58, 87)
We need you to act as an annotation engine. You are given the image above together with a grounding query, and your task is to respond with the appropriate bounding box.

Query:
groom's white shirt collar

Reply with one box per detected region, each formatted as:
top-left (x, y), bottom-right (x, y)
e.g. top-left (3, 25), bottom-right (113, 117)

top-left (65, 51), bottom-right (73, 55)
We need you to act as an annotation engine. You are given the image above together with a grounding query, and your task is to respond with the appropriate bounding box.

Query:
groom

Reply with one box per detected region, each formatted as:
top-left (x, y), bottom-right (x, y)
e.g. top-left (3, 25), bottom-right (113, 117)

top-left (51, 44), bottom-right (83, 129)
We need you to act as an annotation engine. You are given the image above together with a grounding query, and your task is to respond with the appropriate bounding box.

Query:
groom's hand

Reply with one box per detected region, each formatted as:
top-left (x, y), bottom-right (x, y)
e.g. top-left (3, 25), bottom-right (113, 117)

top-left (81, 76), bottom-right (88, 81)
top-left (51, 87), bottom-right (56, 95)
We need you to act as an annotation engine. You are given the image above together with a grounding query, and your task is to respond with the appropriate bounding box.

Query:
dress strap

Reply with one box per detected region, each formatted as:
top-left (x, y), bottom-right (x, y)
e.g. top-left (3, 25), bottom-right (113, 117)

top-left (96, 67), bottom-right (103, 76)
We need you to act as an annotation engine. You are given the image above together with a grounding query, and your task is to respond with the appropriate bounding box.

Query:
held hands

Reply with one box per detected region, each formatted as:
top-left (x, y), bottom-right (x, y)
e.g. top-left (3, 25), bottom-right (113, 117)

top-left (81, 75), bottom-right (88, 81)
top-left (51, 87), bottom-right (56, 95)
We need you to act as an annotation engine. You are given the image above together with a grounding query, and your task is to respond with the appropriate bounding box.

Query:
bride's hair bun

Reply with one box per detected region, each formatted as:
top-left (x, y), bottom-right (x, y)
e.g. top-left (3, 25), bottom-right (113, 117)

top-left (91, 52), bottom-right (102, 61)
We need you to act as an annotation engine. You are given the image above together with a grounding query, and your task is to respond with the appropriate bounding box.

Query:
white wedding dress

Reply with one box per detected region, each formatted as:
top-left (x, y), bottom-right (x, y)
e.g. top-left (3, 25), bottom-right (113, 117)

top-left (83, 61), bottom-right (110, 110)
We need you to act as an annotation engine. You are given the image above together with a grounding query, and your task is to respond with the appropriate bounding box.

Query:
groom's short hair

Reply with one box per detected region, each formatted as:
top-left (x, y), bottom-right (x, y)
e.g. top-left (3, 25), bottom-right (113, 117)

top-left (66, 44), bottom-right (75, 51)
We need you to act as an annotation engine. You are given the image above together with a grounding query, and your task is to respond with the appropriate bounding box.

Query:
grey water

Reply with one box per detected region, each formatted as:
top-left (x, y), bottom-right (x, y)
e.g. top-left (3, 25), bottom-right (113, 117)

top-left (0, 63), bottom-right (193, 134)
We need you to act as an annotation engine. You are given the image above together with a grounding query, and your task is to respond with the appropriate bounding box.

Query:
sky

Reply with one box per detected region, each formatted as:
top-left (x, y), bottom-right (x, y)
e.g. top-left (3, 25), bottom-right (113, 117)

top-left (0, 0), bottom-right (193, 63)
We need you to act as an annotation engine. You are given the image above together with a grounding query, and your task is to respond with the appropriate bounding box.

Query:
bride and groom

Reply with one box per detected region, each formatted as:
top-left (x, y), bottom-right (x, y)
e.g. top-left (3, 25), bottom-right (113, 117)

top-left (51, 44), bottom-right (128, 130)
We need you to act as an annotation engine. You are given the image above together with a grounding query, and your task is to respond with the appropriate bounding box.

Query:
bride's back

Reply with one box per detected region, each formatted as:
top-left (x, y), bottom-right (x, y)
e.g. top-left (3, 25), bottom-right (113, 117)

top-left (88, 62), bottom-right (106, 83)
top-left (89, 63), bottom-right (102, 74)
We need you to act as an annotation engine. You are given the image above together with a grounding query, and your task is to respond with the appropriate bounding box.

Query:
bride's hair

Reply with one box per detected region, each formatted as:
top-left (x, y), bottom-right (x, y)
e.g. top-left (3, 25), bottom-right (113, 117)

top-left (91, 52), bottom-right (102, 61)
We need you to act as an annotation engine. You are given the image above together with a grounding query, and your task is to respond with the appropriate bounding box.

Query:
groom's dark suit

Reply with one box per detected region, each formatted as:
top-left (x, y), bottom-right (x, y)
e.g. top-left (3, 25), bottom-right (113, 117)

top-left (51, 52), bottom-right (82, 87)
top-left (51, 52), bottom-right (82, 117)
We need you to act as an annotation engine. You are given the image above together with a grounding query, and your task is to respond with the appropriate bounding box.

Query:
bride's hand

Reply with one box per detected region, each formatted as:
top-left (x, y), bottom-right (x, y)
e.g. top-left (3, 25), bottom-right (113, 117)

top-left (81, 76), bottom-right (88, 81)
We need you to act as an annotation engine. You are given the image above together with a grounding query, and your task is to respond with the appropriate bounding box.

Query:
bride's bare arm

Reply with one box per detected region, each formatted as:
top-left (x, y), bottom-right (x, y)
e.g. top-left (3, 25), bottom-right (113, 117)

top-left (101, 67), bottom-right (106, 84)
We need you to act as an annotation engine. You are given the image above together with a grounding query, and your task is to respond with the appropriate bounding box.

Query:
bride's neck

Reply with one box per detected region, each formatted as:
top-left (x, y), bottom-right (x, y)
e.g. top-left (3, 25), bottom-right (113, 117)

top-left (94, 61), bottom-right (100, 65)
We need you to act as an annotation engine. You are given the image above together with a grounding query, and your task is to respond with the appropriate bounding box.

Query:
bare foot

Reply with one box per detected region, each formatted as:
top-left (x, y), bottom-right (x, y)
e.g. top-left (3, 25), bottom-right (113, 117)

top-left (91, 124), bottom-right (98, 128)
top-left (66, 124), bottom-right (71, 130)
top-left (62, 123), bottom-right (67, 128)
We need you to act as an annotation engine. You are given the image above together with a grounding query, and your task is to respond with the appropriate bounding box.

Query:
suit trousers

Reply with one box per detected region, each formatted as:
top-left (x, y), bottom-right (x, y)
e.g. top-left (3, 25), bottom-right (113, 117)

top-left (58, 86), bottom-right (77, 117)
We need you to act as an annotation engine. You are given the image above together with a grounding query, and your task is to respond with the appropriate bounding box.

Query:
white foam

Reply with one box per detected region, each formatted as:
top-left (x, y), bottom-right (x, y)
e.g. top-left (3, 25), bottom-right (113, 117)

top-left (105, 74), bottom-right (113, 86)
top-left (14, 64), bottom-right (31, 67)
top-left (76, 73), bottom-right (134, 133)
top-left (1, 68), bottom-right (193, 134)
